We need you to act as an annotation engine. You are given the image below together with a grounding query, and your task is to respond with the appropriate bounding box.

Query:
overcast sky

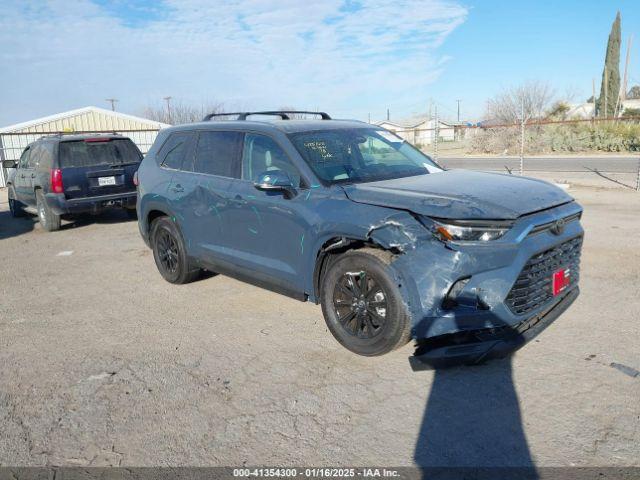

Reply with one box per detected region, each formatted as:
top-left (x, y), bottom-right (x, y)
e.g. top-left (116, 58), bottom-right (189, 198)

top-left (1, 0), bottom-right (638, 126)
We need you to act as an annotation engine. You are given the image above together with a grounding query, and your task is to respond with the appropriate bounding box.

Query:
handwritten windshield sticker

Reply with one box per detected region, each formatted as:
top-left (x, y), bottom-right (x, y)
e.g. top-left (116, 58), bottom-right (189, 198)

top-left (304, 141), bottom-right (334, 163)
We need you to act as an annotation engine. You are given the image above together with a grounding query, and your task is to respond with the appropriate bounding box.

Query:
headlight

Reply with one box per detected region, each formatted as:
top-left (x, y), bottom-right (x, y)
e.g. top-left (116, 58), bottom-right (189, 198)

top-left (431, 219), bottom-right (511, 242)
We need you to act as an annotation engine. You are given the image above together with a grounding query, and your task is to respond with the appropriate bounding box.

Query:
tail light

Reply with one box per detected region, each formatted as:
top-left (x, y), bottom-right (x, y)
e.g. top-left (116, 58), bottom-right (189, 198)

top-left (51, 168), bottom-right (64, 193)
top-left (133, 170), bottom-right (139, 186)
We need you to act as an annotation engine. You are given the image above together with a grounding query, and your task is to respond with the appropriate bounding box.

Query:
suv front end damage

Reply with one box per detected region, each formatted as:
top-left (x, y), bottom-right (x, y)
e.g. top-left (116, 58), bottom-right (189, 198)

top-left (368, 201), bottom-right (584, 370)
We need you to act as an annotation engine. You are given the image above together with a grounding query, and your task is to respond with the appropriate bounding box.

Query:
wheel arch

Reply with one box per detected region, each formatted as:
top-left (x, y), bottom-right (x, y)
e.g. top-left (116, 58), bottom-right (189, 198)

top-left (311, 235), bottom-right (398, 304)
top-left (147, 208), bottom-right (169, 232)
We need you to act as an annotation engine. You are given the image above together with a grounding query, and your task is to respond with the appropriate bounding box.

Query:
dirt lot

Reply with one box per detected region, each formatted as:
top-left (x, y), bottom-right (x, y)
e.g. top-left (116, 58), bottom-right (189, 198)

top-left (0, 185), bottom-right (638, 468)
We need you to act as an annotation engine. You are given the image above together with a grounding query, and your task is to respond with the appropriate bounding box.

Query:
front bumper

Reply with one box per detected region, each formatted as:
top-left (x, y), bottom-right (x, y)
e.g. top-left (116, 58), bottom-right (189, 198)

top-left (44, 192), bottom-right (137, 215)
top-left (409, 286), bottom-right (579, 370)
top-left (383, 201), bottom-right (584, 368)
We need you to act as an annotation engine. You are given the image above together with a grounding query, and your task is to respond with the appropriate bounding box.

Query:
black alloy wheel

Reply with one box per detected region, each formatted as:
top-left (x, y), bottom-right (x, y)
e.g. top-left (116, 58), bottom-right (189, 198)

top-left (333, 271), bottom-right (388, 339)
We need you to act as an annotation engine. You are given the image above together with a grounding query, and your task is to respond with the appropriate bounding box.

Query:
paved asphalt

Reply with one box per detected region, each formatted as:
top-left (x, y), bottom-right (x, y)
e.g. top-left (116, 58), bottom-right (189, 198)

top-left (437, 156), bottom-right (640, 174)
top-left (0, 187), bottom-right (639, 468)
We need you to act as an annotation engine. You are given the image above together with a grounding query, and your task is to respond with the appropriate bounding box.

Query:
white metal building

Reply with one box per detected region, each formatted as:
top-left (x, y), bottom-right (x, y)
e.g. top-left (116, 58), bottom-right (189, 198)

top-left (0, 106), bottom-right (170, 187)
top-left (376, 119), bottom-right (456, 146)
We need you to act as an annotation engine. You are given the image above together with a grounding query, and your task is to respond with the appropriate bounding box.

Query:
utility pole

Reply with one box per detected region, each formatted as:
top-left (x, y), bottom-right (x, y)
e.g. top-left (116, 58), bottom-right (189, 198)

top-left (368, 113), bottom-right (371, 124)
top-left (520, 99), bottom-right (525, 176)
top-left (164, 96), bottom-right (173, 124)
top-left (456, 99), bottom-right (461, 122)
top-left (433, 106), bottom-right (439, 162)
top-left (592, 78), bottom-right (596, 121)
top-left (105, 98), bottom-right (118, 111)
top-left (620, 34), bottom-right (633, 114)
top-left (386, 108), bottom-right (390, 121)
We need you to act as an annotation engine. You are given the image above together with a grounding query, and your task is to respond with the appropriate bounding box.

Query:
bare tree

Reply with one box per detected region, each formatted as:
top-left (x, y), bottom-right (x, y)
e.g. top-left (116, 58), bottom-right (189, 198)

top-left (547, 101), bottom-right (571, 120)
top-left (140, 100), bottom-right (225, 125)
top-left (485, 81), bottom-right (555, 124)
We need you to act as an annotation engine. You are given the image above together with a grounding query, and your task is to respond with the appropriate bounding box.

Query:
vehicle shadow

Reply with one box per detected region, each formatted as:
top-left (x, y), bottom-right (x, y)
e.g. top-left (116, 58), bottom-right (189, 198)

top-left (60, 210), bottom-right (138, 231)
top-left (0, 210), bottom-right (37, 240)
top-left (0, 209), bottom-right (137, 238)
top-left (413, 330), bottom-right (538, 478)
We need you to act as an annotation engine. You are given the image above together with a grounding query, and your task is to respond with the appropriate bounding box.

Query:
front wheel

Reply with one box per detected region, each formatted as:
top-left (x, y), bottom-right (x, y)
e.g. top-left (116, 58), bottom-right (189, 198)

top-left (320, 248), bottom-right (411, 356)
top-left (150, 216), bottom-right (200, 284)
top-left (8, 187), bottom-right (25, 217)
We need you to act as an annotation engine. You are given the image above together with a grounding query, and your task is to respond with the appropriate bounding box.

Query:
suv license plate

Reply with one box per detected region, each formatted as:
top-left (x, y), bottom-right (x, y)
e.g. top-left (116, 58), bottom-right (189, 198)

top-left (98, 176), bottom-right (116, 186)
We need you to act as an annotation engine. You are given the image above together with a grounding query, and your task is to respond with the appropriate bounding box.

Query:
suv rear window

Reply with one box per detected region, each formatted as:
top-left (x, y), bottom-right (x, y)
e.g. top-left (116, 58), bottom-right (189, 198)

top-left (58, 139), bottom-right (142, 168)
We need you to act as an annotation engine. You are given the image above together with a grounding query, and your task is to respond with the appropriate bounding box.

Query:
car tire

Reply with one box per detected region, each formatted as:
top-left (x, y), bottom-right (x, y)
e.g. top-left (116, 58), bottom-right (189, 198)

top-left (36, 190), bottom-right (61, 231)
top-left (125, 208), bottom-right (138, 220)
top-left (8, 187), bottom-right (25, 217)
top-left (150, 216), bottom-right (200, 284)
top-left (320, 248), bottom-right (412, 356)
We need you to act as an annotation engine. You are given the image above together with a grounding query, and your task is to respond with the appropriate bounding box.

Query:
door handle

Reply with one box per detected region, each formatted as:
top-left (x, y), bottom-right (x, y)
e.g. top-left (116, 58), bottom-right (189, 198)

top-left (170, 184), bottom-right (184, 193)
top-left (20, 174), bottom-right (25, 178)
top-left (232, 194), bottom-right (247, 205)
top-left (30, 174), bottom-right (36, 178)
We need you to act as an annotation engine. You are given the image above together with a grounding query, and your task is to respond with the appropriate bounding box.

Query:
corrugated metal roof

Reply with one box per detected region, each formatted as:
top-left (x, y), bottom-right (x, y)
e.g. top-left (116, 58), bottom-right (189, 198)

top-left (0, 106), bottom-right (170, 133)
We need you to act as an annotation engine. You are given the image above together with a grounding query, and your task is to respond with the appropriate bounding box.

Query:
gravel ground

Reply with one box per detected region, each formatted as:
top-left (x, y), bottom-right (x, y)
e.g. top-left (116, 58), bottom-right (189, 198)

top-left (0, 185), bottom-right (638, 468)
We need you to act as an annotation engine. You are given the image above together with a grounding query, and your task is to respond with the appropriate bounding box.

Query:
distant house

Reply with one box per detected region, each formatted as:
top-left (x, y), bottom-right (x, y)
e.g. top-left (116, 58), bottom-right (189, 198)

top-left (375, 118), bottom-right (457, 146)
top-left (0, 106), bottom-right (169, 187)
top-left (565, 99), bottom-right (640, 119)
top-left (566, 103), bottom-right (595, 119)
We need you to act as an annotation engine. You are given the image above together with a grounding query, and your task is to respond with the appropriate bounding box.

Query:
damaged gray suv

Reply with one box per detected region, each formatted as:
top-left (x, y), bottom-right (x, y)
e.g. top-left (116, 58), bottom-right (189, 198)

top-left (136, 111), bottom-right (583, 369)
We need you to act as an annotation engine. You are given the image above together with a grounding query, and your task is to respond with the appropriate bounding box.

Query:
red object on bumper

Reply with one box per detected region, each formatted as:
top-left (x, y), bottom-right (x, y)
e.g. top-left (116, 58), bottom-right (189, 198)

top-left (552, 268), bottom-right (570, 296)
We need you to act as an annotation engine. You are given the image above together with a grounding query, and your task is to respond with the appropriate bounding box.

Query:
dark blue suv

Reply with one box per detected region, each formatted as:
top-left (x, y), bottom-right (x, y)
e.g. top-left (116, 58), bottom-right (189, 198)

top-left (4, 134), bottom-right (141, 231)
top-left (137, 111), bottom-right (583, 368)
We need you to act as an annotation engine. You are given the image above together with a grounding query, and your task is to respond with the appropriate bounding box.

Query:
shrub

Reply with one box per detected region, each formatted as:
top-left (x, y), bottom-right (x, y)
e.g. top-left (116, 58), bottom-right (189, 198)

top-left (469, 121), bottom-right (640, 154)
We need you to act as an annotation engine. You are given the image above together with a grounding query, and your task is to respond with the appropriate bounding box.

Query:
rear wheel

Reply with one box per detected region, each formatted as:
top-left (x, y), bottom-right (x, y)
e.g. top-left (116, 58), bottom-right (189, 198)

top-left (8, 187), bottom-right (25, 217)
top-left (320, 248), bottom-right (411, 356)
top-left (36, 190), bottom-right (61, 231)
top-left (151, 216), bottom-right (200, 284)
top-left (125, 208), bottom-right (138, 220)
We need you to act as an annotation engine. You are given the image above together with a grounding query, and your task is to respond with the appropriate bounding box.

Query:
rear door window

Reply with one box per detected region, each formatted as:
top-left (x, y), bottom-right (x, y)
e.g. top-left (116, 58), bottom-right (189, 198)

top-left (59, 138), bottom-right (142, 168)
top-left (192, 131), bottom-right (243, 178)
top-left (26, 145), bottom-right (41, 169)
top-left (159, 132), bottom-right (194, 170)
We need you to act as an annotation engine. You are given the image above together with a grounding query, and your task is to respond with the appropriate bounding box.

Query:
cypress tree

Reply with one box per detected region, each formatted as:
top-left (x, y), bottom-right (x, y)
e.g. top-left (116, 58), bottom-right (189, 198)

top-left (597, 12), bottom-right (621, 117)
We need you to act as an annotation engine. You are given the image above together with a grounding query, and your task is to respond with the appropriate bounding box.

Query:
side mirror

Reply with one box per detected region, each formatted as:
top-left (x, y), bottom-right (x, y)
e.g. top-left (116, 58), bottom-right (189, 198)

top-left (2, 159), bottom-right (17, 169)
top-left (253, 171), bottom-right (295, 197)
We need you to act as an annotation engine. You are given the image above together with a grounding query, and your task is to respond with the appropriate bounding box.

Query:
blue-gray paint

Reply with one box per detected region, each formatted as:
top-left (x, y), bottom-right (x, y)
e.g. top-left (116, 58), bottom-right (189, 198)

top-left (137, 118), bottom-right (583, 342)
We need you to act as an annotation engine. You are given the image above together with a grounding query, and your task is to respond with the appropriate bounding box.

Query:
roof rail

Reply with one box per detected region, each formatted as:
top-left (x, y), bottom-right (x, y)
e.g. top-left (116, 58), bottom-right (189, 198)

top-left (202, 111), bottom-right (331, 121)
top-left (202, 112), bottom-right (248, 121)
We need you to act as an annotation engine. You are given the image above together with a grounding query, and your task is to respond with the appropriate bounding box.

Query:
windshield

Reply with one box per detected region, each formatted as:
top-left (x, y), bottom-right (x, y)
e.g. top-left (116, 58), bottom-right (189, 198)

top-left (289, 128), bottom-right (441, 185)
top-left (59, 139), bottom-right (142, 168)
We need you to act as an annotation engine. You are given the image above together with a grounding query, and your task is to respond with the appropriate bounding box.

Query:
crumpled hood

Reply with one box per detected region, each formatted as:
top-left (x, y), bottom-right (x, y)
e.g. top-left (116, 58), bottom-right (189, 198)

top-left (341, 170), bottom-right (573, 220)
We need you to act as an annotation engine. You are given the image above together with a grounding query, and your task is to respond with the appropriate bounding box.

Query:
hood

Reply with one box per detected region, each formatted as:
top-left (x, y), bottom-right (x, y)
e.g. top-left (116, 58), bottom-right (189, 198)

top-left (341, 170), bottom-right (573, 220)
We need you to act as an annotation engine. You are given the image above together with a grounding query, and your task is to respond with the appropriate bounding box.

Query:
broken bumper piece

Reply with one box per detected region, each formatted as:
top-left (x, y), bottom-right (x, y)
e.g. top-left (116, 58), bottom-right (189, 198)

top-left (409, 287), bottom-right (579, 371)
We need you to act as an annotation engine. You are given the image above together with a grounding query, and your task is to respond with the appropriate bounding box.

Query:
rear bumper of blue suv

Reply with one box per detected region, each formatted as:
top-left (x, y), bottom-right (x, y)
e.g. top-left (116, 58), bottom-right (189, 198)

top-left (44, 192), bottom-right (137, 216)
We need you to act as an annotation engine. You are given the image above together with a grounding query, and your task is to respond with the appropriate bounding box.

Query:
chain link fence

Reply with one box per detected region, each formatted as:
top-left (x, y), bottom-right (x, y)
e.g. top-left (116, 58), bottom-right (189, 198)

top-left (2, 120), bottom-right (640, 190)
top-left (390, 116), bottom-right (640, 190)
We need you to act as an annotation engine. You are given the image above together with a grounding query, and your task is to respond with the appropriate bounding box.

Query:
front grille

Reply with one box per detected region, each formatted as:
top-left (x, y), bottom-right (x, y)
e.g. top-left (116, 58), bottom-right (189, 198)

top-left (506, 236), bottom-right (583, 316)
top-left (528, 212), bottom-right (582, 236)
